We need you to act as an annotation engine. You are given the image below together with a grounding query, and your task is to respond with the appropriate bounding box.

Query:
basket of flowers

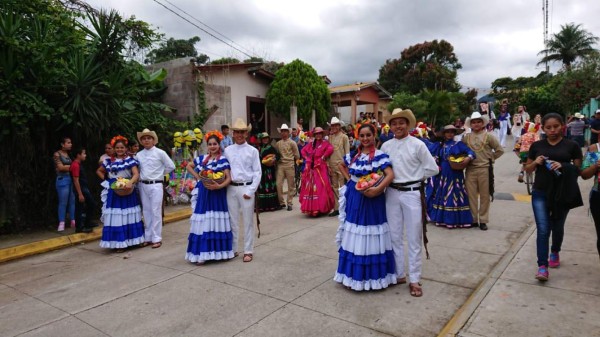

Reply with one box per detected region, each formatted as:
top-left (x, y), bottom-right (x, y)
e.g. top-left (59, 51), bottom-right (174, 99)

top-left (199, 169), bottom-right (225, 187)
top-left (355, 170), bottom-right (384, 192)
top-left (261, 153), bottom-right (276, 166)
top-left (448, 154), bottom-right (469, 170)
top-left (110, 177), bottom-right (134, 196)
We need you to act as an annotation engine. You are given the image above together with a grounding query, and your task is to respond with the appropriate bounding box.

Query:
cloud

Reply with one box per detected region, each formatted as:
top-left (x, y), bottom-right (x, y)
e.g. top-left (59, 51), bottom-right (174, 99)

top-left (88, 0), bottom-right (600, 91)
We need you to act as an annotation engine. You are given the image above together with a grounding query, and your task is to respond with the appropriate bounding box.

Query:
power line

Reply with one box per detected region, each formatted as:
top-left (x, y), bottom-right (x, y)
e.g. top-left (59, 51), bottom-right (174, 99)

top-left (152, 0), bottom-right (255, 59)
top-left (161, 0), bottom-right (255, 57)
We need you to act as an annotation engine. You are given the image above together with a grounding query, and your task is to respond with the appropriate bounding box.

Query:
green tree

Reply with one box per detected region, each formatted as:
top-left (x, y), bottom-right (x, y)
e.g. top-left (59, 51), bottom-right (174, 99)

top-left (0, 2), bottom-right (179, 232)
top-left (210, 57), bottom-right (240, 64)
top-left (387, 90), bottom-right (467, 128)
top-left (378, 40), bottom-right (462, 94)
top-left (266, 59), bottom-right (331, 124)
top-left (145, 36), bottom-right (209, 64)
top-left (538, 23), bottom-right (599, 71)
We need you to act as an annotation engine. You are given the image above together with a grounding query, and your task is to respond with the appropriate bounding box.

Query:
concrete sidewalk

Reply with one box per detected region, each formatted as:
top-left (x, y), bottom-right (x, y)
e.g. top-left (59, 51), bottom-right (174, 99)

top-left (0, 151), bottom-right (598, 336)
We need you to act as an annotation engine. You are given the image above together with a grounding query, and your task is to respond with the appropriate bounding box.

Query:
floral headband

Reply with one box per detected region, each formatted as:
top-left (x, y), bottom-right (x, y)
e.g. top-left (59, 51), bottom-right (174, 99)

top-left (110, 135), bottom-right (128, 147)
top-left (204, 130), bottom-right (223, 142)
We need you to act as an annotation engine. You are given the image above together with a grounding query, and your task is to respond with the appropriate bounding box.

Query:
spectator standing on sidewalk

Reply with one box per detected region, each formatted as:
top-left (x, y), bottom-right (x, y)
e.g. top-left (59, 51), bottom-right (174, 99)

top-left (382, 109), bottom-right (439, 297)
top-left (590, 110), bottom-right (600, 145)
top-left (70, 147), bottom-right (95, 233)
top-left (580, 142), bottom-right (600, 259)
top-left (462, 111), bottom-right (504, 231)
top-left (220, 124), bottom-right (233, 152)
top-left (224, 118), bottom-right (262, 262)
top-left (275, 124), bottom-right (299, 211)
top-left (524, 113), bottom-right (583, 281)
top-left (327, 117), bottom-right (350, 217)
top-left (567, 113), bottom-right (587, 148)
top-left (54, 137), bottom-right (76, 231)
top-left (136, 129), bottom-right (176, 249)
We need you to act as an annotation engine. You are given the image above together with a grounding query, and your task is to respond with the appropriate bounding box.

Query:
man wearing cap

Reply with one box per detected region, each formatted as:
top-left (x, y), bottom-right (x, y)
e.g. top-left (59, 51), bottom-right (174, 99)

top-left (381, 109), bottom-right (439, 297)
top-left (275, 123), bottom-right (300, 211)
top-left (135, 129), bottom-right (176, 248)
top-left (462, 112), bottom-right (504, 231)
top-left (567, 113), bottom-right (587, 148)
top-left (327, 117), bottom-right (349, 217)
top-left (224, 118), bottom-right (262, 262)
top-left (590, 110), bottom-right (600, 145)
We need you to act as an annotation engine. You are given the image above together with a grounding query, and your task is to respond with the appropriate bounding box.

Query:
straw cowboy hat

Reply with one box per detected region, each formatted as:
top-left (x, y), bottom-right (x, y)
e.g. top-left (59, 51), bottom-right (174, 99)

top-left (277, 123), bottom-right (290, 133)
top-left (327, 116), bottom-right (342, 126)
top-left (383, 108), bottom-right (417, 130)
top-left (573, 112), bottom-right (585, 119)
top-left (137, 128), bottom-right (158, 144)
top-left (441, 124), bottom-right (465, 135)
top-left (464, 111), bottom-right (490, 129)
top-left (231, 118), bottom-right (252, 132)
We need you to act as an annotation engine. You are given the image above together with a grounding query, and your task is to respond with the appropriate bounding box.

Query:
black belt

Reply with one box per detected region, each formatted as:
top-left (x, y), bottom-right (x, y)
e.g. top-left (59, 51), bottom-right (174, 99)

top-left (140, 180), bottom-right (162, 184)
top-left (389, 182), bottom-right (422, 191)
top-left (231, 181), bottom-right (252, 186)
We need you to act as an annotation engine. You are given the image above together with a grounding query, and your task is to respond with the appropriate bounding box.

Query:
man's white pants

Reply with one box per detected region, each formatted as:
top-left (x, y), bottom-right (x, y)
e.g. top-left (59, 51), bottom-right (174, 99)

top-left (227, 186), bottom-right (255, 254)
top-left (385, 188), bottom-right (423, 284)
top-left (139, 183), bottom-right (163, 243)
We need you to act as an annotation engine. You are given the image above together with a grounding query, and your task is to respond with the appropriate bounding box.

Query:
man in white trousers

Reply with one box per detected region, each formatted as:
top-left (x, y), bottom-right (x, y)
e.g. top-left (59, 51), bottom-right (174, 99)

top-left (381, 109), bottom-right (439, 297)
top-left (136, 129), bottom-right (175, 249)
top-left (224, 118), bottom-right (262, 262)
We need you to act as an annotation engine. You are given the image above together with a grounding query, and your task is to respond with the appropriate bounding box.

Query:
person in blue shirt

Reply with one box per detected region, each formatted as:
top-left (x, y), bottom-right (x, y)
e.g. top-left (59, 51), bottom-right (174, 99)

top-left (220, 124), bottom-right (233, 151)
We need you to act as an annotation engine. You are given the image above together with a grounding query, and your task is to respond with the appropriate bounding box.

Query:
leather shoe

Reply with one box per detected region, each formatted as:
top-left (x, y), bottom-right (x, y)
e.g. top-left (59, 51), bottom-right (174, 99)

top-left (287, 205), bottom-right (292, 211)
top-left (328, 210), bottom-right (339, 217)
top-left (471, 223), bottom-right (479, 228)
top-left (479, 223), bottom-right (488, 231)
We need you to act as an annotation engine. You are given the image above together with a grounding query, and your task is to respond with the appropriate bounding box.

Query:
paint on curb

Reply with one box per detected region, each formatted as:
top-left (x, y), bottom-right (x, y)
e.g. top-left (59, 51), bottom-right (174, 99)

top-left (0, 208), bottom-right (193, 264)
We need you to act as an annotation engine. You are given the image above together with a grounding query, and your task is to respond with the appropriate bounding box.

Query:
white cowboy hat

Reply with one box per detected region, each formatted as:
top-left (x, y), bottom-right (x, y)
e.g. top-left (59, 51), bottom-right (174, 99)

top-left (574, 113), bottom-right (585, 119)
top-left (137, 128), bottom-right (158, 144)
top-left (277, 123), bottom-right (290, 133)
top-left (231, 118), bottom-right (252, 132)
top-left (464, 111), bottom-right (490, 129)
top-left (327, 116), bottom-right (342, 126)
top-left (441, 124), bottom-right (465, 135)
top-left (383, 108), bottom-right (416, 130)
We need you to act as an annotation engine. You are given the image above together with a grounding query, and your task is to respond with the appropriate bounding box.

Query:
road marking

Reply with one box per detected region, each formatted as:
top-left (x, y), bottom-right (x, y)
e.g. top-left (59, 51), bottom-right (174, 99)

top-left (492, 192), bottom-right (531, 203)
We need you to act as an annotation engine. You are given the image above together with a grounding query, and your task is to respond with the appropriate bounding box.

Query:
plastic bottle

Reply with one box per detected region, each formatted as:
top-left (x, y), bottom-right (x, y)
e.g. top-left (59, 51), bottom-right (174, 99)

top-left (544, 157), bottom-right (562, 176)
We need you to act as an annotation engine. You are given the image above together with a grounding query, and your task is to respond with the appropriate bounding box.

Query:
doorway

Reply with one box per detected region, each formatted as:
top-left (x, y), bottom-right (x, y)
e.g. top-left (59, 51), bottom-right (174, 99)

top-left (247, 97), bottom-right (266, 136)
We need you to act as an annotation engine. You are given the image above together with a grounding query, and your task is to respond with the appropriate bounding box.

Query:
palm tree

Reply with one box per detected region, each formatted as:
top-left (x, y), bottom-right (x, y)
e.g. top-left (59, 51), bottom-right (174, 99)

top-left (538, 23), bottom-right (599, 71)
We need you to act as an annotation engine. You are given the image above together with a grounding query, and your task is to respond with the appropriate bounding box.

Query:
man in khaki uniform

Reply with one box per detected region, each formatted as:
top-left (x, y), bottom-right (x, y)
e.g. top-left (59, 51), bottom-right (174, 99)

top-left (327, 117), bottom-right (350, 217)
top-left (275, 123), bottom-right (300, 211)
top-left (462, 111), bottom-right (504, 231)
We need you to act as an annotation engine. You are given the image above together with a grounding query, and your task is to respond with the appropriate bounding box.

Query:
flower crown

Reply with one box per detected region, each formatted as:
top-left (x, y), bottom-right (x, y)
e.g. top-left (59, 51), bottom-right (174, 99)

top-left (204, 130), bottom-right (223, 142)
top-left (110, 135), bottom-right (128, 147)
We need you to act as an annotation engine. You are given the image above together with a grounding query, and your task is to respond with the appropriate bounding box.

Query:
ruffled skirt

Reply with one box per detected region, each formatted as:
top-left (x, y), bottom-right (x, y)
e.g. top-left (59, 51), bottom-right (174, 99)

top-left (100, 188), bottom-right (144, 249)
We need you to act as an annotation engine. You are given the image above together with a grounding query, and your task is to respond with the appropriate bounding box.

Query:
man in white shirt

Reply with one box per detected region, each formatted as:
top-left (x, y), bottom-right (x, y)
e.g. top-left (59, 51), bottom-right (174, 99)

top-left (224, 118), bottom-right (262, 262)
top-left (381, 109), bottom-right (439, 298)
top-left (135, 129), bottom-right (176, 249)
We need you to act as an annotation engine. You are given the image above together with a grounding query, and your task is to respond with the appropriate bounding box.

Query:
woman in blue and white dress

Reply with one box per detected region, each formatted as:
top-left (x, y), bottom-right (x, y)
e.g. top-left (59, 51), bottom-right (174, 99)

top-left (96, 138), bottom-right (144, 252)
top-left (185, 131), bottom-right (234, 265)
top-left (335, 124), bottom-right (397, 291)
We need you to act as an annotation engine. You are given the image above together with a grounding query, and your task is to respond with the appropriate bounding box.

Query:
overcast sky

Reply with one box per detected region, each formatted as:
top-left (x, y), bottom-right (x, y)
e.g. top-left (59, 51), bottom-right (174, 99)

top-left (87, 0), bottom-right (600, 94)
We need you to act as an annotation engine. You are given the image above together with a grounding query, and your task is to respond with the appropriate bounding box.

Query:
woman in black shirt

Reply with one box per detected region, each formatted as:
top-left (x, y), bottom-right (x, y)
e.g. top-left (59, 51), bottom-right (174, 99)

top-left (524, 113), bottom-right (583, 282)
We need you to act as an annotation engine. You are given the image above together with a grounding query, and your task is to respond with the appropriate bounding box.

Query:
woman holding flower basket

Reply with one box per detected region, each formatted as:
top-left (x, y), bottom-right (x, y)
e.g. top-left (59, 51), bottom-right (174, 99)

top-left (334, 124), bottom-right (397, 291)
top-left (96, 136), bottom-right (144, 252)
top-left (185, 131), bottom-right (234, 264)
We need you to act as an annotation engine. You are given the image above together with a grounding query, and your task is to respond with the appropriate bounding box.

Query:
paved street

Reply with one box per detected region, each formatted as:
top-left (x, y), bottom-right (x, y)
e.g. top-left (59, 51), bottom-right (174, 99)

top-left (1, 140), bottom-right (599, 337)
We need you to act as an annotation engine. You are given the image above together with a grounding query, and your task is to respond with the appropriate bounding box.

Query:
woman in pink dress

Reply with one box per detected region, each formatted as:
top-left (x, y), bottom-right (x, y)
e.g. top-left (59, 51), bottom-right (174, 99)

top-left (300, 127), bottom-right (335, 216)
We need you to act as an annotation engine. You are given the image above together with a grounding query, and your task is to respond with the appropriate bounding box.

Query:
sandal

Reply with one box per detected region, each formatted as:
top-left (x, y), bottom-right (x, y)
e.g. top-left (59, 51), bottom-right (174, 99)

top-left (196, 261), bottom-right (206, 266)
top-left (397, 277), bottom-right (407, 284)
top-left (409, 282), bottom-right (423, 297)
top-left (115, 248), bottom-right (126, 253)
top-left (151, 242), bottom-right (162, 249)
top-left (234, 252), bottom-right (239, 257)
top-left (140, 242), bottom-right (151, 247)
top-left (243, 253), bottom-right (253, 262)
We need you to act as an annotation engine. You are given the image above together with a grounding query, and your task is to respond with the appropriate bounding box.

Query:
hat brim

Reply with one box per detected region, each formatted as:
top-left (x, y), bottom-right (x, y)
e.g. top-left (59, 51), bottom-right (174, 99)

top-left (464, 115), bottom-right (490, 129)
top-left (231, 124), bottom-right (252, 132)
top-left (137, 131), bottom-right (158, 144)
top-left (384, 110), bottom-right (416, 130)
top-left (277, 128), bottom-right (290, 133)
top-left (442, 128), bottom-right (465, 135)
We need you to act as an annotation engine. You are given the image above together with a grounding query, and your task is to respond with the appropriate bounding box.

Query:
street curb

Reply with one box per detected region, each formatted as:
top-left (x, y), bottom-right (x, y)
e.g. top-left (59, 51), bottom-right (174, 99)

top-left (0, 208), bottom-right (192, 264)
top-left (437, 221), bottom-right (536, 337)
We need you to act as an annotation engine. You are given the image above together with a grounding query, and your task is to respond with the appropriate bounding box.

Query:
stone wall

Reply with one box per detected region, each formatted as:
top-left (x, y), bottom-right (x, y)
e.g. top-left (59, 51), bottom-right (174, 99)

top-left (146, 58), bottom-right (198, 122)
top-left (202, 84), bottom-right (231, 132)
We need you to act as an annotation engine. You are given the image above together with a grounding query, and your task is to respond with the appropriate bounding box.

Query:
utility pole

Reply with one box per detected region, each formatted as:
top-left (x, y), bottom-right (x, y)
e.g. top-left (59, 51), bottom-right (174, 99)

top-left (542, 0), bottom-right (549, 73)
